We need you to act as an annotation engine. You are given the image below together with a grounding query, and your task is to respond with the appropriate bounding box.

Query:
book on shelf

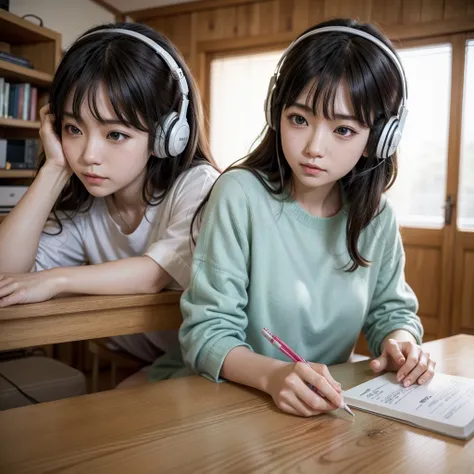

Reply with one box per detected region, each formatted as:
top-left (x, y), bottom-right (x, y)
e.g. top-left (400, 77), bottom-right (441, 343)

top-left (0, 78), bottom-right (38, 120)
top-left (0, 51), bottom-right (33, 69)
top-left (0, 138), bottom-right (39, 169)
top-left (0, 138), bottom-right (5, 168)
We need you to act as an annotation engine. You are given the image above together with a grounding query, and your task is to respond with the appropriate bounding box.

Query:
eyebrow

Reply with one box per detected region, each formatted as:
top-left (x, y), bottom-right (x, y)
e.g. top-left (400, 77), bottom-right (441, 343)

top-left (63, 111), bottom-right (125, 125)
top-left (290, 103), bottom-right (358, 122)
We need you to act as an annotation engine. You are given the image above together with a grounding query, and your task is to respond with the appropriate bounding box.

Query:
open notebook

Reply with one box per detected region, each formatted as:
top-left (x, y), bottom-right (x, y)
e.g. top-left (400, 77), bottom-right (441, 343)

top-left (344, 373), bottom-right (474, 440)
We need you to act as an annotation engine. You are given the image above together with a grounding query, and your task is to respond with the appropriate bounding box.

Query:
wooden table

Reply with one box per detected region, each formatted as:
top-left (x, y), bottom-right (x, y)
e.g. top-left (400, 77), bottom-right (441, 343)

top-left (0, 335), bottom-right (472, 473)
top-left (0, 292), bottom-right (182, 350)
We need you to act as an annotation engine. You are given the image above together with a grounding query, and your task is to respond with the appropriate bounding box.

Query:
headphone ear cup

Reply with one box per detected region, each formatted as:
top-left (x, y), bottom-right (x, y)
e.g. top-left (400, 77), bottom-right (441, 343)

top-left (375, 116), bottom-right (399, 160)
top-left (167, 116), bottom-right (190, 157)
top-left (154, 112), bottom-right (178, 159)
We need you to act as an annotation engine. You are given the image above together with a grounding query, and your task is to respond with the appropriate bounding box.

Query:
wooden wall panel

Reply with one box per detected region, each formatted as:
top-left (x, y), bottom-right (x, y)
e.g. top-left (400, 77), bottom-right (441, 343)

top-left (307, 0), bottom-right (327, 26)
top-left (277, 0), bottom-right (296, 33)
top-left (460, 251), bottom-right (474, 330)
top-left (138, 0), bottom-right (474, 72)
top-left (254, 1), bottom-right (279, 36)
top-left (444, 0), bottom-right (469, 19)
top-left (324, 0), bottom-right (372, 21)
top-left (291, 0), bottom-right (311, 31)
top-left (235, 3), bottom-right (260, 37)
top-left (371, 0), bottom-right (402, 24)
top-left (404, 247), bottom-right (442, 318)
top-left (194, 6), bottom-right (238, 42)
top-left (421, 0), bottom-right (446, 22)
top-left (452, 232), bottom-right (474, 336)
top-left (401, 0), bottom-right (423, 23)
top-left (146, 14), bottom-right (192, 61)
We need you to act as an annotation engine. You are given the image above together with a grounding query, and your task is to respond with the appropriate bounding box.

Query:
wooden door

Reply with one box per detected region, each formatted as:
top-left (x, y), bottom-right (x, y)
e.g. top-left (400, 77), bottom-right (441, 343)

top-left (355, 33), bottom-right (474, 354)
top-left (395, 36), bottom-right (462, 343)
top-left (452, 34), bottom-right (474, 337)
top-left (452, 232), bottom-right (474, 335)
top-left (394, 33), bottom-right (474, 345)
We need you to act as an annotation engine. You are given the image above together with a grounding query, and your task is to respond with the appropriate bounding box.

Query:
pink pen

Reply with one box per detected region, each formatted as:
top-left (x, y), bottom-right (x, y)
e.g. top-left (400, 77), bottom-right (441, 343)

top-left (261, 328), bottom-right (355, 417)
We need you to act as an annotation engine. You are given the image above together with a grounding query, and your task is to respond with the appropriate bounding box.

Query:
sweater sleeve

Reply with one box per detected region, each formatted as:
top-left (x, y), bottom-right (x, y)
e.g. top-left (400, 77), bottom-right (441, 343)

top-left (362, 200), bottom-right (424, 357)
top-left (179, 172), bottom-right (253, 381)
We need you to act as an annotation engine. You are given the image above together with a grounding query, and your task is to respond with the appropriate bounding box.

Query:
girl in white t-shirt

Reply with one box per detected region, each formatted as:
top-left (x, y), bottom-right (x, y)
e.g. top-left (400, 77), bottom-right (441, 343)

top-left (0, 23), bottom-right (218, 376)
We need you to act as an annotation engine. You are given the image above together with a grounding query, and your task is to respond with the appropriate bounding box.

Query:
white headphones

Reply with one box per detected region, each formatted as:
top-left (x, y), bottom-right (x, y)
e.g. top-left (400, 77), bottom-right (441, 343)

top-left (264, 26), bottom-right (408, 160)
top-left (81, 28), bottom-right (190, 158)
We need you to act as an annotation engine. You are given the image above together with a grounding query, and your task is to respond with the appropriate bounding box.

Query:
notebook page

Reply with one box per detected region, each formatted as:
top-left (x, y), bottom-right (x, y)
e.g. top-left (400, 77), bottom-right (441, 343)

top-left (344, 373), bottom-right (474, 438)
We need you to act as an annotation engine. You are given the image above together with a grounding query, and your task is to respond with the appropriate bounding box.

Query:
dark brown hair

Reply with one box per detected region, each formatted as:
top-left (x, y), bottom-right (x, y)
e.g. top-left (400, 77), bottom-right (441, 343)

top-left (193, 18), bottom-right (402, 271)
top-left (39, 22), bottom-right (214, 232)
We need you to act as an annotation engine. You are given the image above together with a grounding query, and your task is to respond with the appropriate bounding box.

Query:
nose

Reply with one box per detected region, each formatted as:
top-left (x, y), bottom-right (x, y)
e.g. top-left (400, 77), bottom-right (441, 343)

top-left (82, 136), bottom-right (103, 166)
top-left (304, 127), bottom-right (326, 159)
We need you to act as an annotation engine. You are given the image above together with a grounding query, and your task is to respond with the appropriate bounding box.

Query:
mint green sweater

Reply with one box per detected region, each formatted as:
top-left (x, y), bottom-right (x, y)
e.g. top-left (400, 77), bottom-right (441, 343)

top-left (158, 169), bottom-right (422, 382)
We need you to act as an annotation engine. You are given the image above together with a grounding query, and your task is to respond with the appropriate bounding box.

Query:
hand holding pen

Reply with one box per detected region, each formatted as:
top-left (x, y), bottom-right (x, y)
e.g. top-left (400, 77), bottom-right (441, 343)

top-left (262, 328), bottom-right (355, 418)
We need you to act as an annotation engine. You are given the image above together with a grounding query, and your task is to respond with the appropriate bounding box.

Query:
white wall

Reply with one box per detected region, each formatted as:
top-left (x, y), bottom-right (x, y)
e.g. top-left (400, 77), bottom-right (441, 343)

top-left (10, 0), bottom-right (115, 50)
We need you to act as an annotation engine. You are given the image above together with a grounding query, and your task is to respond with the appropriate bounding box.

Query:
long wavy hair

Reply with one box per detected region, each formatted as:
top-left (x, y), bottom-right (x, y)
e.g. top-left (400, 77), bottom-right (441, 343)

top-left (39, 22), bottom-right (214, 232)
top-left (193, 18), bottom-right (403, 271)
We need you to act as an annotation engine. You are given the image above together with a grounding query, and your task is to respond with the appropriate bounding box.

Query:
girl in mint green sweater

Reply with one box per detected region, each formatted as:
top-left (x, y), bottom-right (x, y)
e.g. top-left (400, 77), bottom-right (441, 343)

top-left (175, 19), bottom-right (436, 417)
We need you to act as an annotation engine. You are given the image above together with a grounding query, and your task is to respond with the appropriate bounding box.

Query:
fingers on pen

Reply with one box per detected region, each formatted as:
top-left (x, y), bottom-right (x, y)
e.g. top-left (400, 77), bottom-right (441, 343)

top-left (295, 363), bottom-right (343, 408)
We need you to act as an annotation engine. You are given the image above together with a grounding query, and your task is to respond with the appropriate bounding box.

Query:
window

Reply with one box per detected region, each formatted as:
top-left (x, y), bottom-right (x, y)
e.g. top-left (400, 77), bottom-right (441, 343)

top-left (209, 50), bottom-right (282, 170)
top-left (388, 45), bottom-right (452, 228)
top-left (209, 45), bottom-right (454, 230)
top-left (458, 39), bottom-right (474, 231)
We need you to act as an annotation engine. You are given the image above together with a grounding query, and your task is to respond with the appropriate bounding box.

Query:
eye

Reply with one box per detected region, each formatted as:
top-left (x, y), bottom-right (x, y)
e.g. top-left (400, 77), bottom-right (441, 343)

top-left (288, 114), bottom-right (308, 127)
top-left (335, 126), bottom-right (356, 137)
top-left (107, 131), bottom-right (129, 142)
top-left (65, 124), bottom-right (82, 135)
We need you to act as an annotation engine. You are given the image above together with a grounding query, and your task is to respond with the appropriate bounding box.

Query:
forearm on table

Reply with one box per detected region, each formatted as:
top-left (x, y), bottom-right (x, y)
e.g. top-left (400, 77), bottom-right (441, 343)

top-left (52, 256), bottom-right (172, 295)
top-left (221, 346), bottom-right (288, 393)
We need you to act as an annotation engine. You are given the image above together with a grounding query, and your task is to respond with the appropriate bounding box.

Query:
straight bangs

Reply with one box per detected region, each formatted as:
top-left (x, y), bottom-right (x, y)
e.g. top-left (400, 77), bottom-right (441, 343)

top-left (43, 22), bottom-right (214, 236)
top-left (49, 28), bottom-right (178, 147)
top-left (69, 71), bottom-right (149, 133)
top-left (278, 33), bottom-right (399, 130)
top-left (50, 48), bottom-right (160, 141)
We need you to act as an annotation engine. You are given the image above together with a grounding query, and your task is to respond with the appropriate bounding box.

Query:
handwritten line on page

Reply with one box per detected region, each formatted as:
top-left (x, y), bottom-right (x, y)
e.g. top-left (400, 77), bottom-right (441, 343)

top-left (344, 373), bottom-right (474, 440)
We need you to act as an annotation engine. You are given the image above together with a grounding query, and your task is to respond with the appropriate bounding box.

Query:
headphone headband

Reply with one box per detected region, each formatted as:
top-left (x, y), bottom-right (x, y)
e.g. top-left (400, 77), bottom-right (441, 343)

top-left (80, 28), bottom-right (190, 158)
top-left (272, 26), bottom-right (407, 108)
top-left (264, 25), bottom-right (409, 159)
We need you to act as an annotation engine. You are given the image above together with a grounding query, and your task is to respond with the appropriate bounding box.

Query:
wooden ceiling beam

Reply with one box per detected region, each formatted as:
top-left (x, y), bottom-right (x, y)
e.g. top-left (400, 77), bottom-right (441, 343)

top-left (127, 0), bottom-right (256, 21)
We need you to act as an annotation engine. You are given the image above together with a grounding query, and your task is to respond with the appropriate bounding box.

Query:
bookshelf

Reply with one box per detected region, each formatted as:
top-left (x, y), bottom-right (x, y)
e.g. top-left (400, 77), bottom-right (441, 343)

top-left (0, 169), bottom-right (36, 178)
top-left (0, 9), bottom-right (60, 189)
top-left (0, 59), bottom-right (54, 86)
top-left (0, 117), bottom-right (41, 128)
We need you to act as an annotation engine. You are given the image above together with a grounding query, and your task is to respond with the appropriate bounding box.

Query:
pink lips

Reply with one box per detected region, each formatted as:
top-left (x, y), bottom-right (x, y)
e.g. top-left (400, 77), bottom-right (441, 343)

top-left (301, 164), bottom-right (325, 175)
top-left (84, 173), bottom-right (107, 185)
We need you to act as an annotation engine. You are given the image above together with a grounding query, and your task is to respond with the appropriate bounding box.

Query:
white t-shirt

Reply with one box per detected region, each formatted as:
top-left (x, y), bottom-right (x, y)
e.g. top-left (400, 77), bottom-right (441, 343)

top-left (34, 164), bottom-right (219, 362)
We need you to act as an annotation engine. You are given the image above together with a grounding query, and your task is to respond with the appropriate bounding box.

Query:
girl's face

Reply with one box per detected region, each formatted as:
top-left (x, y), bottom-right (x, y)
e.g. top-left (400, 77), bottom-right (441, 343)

top-left (280, 80), bottom-right (371, 194)
top-left (61, 82), bottom-right (151, 198)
